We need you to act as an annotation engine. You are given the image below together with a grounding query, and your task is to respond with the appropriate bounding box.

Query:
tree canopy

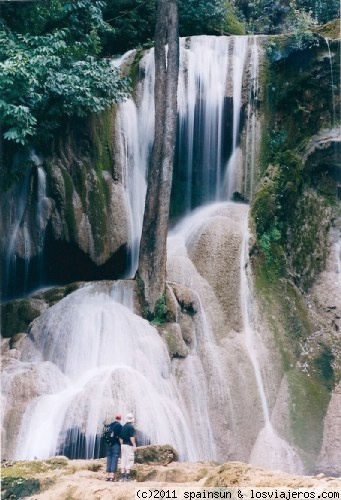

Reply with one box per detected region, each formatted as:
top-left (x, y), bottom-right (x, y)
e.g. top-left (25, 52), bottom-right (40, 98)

top-left (0, 0), bottom-right (338, 161)
top-left (0, 1), bottom-right (130, 148)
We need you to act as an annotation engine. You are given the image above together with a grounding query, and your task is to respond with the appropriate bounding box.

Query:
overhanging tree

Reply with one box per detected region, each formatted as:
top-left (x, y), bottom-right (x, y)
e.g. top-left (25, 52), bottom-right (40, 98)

top-left (137, 0), bottom-right (179, 318)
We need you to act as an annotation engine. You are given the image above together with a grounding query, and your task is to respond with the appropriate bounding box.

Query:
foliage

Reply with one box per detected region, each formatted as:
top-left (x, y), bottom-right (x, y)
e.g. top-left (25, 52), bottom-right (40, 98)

top-left (1, 476), bottom-right (40, 499)
top-left (244, 0), bottom-right (291, 34)
top-left (258, 223), bottom-right (284, 281)
top-left (0, 1), bottom-right (130, 148)
top-left (178, 0), bottom-right (245, 36)
top-left (235, 0), bottom-right (339, 34)
top-left (152, 294), bottom-right (168, 325)
top-left (102, 0), bottom-right (245, 55)
top-left (283, 4), bottom-right (319, 54)
top-left (252, 149), bottom-right (304, 280)
top-left (295, 0), bottom-right (340, 24)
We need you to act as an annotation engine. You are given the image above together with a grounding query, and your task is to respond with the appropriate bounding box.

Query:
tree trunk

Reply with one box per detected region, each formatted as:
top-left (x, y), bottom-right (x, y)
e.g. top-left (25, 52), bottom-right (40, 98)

top-left (137, 0), bottom-right (179, 318)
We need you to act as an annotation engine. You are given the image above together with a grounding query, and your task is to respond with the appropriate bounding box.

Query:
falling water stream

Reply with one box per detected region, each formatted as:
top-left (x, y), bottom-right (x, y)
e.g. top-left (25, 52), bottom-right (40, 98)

top-left (1, 36), bottom-right (307, 472)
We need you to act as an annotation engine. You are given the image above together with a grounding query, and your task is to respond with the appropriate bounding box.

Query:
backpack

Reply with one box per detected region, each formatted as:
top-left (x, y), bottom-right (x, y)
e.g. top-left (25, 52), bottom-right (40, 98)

top-left (101, 422), bottom-right (119, 446)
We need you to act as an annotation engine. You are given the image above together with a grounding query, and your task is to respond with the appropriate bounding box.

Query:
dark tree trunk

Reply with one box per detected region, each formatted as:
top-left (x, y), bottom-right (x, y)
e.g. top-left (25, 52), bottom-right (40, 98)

top-left (137, 0), bottom-right (179, 317)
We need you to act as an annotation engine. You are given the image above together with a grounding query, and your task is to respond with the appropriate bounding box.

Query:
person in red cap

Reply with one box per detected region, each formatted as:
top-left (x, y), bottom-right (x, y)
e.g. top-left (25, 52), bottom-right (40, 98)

top-left (105, 413), bottom-right (122, 482)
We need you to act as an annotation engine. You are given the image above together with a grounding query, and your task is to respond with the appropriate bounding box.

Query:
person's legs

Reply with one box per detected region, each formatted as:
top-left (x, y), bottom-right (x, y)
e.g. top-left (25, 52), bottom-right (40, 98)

top-left (106, 446), bottom-right (115, 480)
top-left (112, 443), bottom-right (120, 481)
top-left (124, 446), bottom-right (135, 481)
top-left (120, 444), bottom-right (128, 480)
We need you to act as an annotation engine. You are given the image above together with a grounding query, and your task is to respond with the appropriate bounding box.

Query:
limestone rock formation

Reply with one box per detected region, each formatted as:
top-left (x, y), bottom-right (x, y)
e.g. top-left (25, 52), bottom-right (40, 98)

top-left (317, 382), bottom-right (341, 476)
top-left (134, 444), bottom-right (179, 465)
top-left (2, 459), bottom-right (341, 500)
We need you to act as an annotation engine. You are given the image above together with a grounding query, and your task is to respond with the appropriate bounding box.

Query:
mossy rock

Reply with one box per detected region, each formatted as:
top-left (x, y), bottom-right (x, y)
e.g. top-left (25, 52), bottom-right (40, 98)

top-left (288, 369), bottom-right (330, 458)
top-left (134, 445), bottom-right (179, 465)
top-left (313, 19), bottom-right (341, 40)
top-left (1, 476), bottom-right (40, 499)
top-left (36, 282), bottom-right (82, 306)
top-left (1, 299), bottom-right (46, 339)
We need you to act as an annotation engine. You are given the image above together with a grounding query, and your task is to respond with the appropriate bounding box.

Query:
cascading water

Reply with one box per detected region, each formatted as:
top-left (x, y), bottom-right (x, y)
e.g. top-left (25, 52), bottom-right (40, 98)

top-left (177, 36), bottom-right (230, 209)
top-left (115, 49), bottom-right (155, 276)
top-left (13, 282), bottom-right (202, 461)
top-left (2, 35), bottom-right (304, 472)
top-left (225, 37), bottom-right (248, 200)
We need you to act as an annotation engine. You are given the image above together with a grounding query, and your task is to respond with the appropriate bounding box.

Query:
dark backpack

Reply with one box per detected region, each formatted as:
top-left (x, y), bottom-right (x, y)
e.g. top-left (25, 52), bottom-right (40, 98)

top-left (101, 422), bottom-right (119, 446)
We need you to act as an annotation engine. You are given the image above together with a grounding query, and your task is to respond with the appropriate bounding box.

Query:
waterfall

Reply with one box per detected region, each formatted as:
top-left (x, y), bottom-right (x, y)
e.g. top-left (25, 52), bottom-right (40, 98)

top-left (117, 35), bottom-right (259, 226)
top-left (35, 165), bottom-right (49, 283)
top-left (115, 49), bottom-right (155, 276)
top-left (2, 35), bottom-right (305, 472)
top-left (13, 282), bottom-right (202, 461)
top-left (225, 37), bottom-right (248, 200)
top-left (177, 36), bottom-right (230, 208)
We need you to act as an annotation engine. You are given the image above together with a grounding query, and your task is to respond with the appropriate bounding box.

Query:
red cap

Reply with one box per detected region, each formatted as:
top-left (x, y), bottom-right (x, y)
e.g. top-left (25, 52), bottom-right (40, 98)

top-left (115, 413), bottom-right (122, 420)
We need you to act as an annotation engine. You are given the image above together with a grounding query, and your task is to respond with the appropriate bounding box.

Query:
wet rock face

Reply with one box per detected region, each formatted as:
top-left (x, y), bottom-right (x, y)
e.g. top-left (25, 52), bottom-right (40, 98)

top-left (317, 382), bottom-right (341, 476)
top-left (1, 156), bottom-right (131, 300)
top-left (303, 129), bottom-right (341, 201)
top-left (46, 161), bottom-right (130, 267)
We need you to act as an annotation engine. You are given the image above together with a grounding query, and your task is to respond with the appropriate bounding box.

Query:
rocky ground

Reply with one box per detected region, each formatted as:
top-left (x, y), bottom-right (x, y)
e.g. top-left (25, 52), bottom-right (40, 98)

top-left (2, 453), bottom-right (341, 500)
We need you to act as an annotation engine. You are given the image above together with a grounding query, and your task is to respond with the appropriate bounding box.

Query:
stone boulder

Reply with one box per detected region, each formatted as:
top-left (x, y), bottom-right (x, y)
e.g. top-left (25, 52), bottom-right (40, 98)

top-left (134, 445), bottom-right (179, 465)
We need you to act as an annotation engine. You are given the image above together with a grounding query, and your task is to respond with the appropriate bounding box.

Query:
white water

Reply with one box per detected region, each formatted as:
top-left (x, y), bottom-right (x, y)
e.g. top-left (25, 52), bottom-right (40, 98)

top-left (168, 204), bottom-right (232, 431)
top-left (15, 283), bottom-right (200, 460)
top-left (177, 37), bottom-right (230, 206)
top-left (2, 35), bottom-right (304, 472)
top-left (115, 49), bottom-right (155, 276)
top-left (116, 35), bottom-right (259, 240)
top-left (225, 37), bottom-right (248, 200)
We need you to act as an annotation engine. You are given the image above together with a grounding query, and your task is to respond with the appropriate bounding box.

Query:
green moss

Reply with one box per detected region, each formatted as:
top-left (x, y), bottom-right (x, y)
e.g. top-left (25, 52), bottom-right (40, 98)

top-left (289, 192), bottom-right (331, 290)
top-left (87, 173), bottom-right (108, 258)
top-left (89, 108), bottom-right (115, 176)
top-left (1, 476), bottom-right (40, 499)
top-left (253, 255), bottom-right (333, 467)
top-left (129, 49), bottom-right (146, 91)
top-left (71, 164), bottom-right (87, 209)
top-left (136, 275), bottom-right (169, 324)
top-left (221, 3), bottom-right (245, 35)
top-left (151, 294), bottom-right (168, 326)
top-left (1, 300), bottom-right (41, 338)
top-left (1, 458), bottom-right (69, 479)
top-left (287, 369), bottom-right (330, 456)
top-left (253, 260), bottom-right (314, 370)
top-left (40, 283), bottom-right (80, 306)
top-left (136, 275), bottom-right (149, 320)
top-left (313, 345), bottom-right (335, 390)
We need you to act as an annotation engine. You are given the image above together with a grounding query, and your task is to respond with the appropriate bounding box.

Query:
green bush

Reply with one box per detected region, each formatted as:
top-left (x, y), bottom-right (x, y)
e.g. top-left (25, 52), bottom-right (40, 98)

top-left (1, 476), bottom-right (40, 499)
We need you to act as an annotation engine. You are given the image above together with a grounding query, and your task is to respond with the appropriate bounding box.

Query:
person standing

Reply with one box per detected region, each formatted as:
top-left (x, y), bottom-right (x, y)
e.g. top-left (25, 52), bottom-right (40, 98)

top-left (106, 413), bottom-right (122, 482)
top-left (119, 413), bottom-right (137, 482)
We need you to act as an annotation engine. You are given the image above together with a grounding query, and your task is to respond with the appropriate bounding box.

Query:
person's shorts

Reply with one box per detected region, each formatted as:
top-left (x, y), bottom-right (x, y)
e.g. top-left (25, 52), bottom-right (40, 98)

top-left (121, 444), bottom-right (134, 470)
